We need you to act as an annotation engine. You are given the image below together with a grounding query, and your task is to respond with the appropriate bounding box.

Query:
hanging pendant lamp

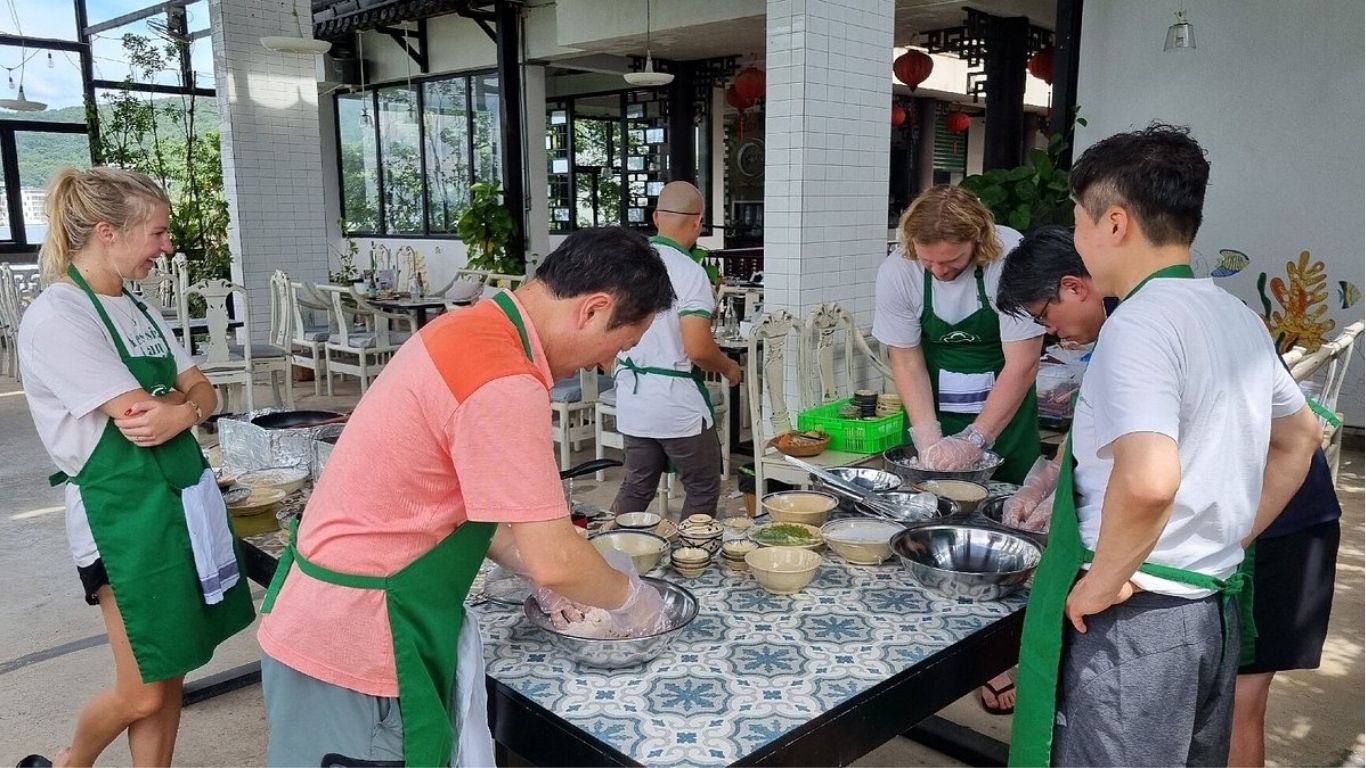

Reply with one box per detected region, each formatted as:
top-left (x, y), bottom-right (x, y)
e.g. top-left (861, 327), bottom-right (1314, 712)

top-left (624, 0), bottom-right (673, 87)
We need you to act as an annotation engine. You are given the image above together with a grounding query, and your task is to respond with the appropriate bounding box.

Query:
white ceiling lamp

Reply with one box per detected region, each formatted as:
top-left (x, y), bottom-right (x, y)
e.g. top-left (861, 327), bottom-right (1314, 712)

top-left (1163, 2), bottom-right (1196, 51)
top-left (623, 0), bottom-right (673, 87)
top-left (0, 84), bottom-right (46, 112)
top-left (262, 1), bottom-right (333, 54)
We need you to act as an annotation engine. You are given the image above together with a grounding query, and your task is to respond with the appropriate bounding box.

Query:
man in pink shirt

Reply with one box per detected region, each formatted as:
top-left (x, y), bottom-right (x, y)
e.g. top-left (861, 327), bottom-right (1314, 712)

top-left (257, 228), bottom-right (676, 766)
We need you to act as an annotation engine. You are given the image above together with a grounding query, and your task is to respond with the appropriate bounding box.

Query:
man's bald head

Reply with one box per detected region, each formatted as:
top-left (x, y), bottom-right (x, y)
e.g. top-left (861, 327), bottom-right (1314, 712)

top-left (653, 181), bottom-right (705, 248)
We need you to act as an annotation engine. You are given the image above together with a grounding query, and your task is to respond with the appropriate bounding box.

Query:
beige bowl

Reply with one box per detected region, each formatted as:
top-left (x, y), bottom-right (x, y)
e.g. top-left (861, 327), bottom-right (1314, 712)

top-left (227, 487), bottom-right (287, 517)
top-left (745, 547), bottom-right (823, 595)
top-left (615, 511), bottom-right (663, 531)
top-left (749, 521), bottom-right (825, 550)
top-left (820, 518), bottom-right (905, 565)
top-left (760, 491), bottom-right (840, 526)
top-left (590, 530), bottom-right (669, 574)
top-left (914, 479), bottom-right (990, 515)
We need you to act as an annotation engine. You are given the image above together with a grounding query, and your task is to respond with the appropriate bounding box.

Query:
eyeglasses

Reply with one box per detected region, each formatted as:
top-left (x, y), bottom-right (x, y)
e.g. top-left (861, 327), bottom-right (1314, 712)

top-left (656, 208), bottom-right (702, 216)
top-left (1026, 295), bottom-right (1059, 327)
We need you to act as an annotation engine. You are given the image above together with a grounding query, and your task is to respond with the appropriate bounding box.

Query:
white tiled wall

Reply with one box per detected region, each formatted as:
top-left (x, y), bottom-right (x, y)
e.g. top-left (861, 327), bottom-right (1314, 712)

top-left (210, 0), bottom-right (331, 338)
top-left (763, 0), bottom-right (894, 409)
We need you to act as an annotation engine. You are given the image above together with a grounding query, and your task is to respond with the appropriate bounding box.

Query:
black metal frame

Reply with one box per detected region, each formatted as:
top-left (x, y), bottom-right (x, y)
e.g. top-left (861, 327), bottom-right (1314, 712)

top-left (336, 66), bottom-right (502, 239)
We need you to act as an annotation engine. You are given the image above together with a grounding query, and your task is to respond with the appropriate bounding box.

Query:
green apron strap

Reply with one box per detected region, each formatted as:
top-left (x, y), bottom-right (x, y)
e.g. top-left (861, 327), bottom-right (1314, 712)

top-left (614, 356), bottom-right (715, 420)
top-left (491, 291), bottom-right (533, 361)
top-left (49, 471), bottom-right (69, 487)
top-left (1120, 263), bottom-right (1196, 302)
top-left (1306, 397), bottom-right (1342, 429)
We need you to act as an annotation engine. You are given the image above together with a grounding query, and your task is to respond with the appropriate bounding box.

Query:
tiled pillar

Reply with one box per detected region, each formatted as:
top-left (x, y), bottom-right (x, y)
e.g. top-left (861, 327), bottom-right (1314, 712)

top-left (210, 0), bottom-right (330, 338)
top-left (764, 0), bottom-right (894, 406)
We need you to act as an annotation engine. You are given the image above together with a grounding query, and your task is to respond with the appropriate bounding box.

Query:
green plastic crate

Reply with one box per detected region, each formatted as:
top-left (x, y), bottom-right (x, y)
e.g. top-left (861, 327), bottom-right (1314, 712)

top-left (796, 399), bottom-right (906, 454)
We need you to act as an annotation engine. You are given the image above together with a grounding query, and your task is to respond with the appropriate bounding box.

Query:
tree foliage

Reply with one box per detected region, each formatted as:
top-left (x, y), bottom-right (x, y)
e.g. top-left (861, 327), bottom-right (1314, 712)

top-left (959, 109), bottom-right (1088, 232)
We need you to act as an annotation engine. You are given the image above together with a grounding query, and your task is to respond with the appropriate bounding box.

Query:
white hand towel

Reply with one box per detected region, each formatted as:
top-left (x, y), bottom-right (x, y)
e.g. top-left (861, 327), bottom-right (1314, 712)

top-left (180, 468), bottom-right (241, 604)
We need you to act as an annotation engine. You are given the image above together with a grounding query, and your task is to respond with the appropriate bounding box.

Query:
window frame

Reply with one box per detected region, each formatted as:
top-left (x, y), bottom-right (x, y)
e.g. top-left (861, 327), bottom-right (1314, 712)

top-left (0, 121), bottom-right (91, 255)
top-left (335, 67), bottom-right (501, 240)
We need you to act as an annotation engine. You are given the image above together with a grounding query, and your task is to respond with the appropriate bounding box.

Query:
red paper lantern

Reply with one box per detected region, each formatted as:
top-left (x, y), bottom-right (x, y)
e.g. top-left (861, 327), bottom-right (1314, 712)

top-left (945, 111), bottom-right (971, 134)
top-left (893, 50), bottom-right (934, 91)
top-left (726, 84), bottom-right (753, 111)
top-left (891, 104), bottom-right (907, 127)
top-left (1027, 46), bottom-right (1055, 85)
top-left (732, 67), bottom-right (766, 106)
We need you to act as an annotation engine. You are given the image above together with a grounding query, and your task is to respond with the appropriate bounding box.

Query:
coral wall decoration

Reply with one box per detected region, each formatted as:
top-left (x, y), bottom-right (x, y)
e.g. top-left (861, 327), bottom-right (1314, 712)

top-left (1256, 250), bottom-right (1336, 354)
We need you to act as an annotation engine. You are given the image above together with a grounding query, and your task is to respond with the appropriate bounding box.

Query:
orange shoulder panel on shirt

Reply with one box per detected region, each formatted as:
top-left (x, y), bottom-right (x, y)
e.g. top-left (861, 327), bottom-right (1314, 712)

top-left (419, 300), bottom-right (544, 401)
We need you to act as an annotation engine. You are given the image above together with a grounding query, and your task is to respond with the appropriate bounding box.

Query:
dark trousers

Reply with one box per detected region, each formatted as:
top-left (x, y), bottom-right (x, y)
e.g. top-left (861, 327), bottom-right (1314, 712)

top-left (613, 426), bottom-right (722, 518)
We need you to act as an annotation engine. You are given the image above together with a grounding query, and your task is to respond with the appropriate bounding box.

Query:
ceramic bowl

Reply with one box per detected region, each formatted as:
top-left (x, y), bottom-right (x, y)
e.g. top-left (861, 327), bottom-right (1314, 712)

top-left (749, 521), bottom-right (824, 550)
top-left (590, 530), bottom-right (669, 574)
top-left (677, 517), bottom-right (724, 555)
top-left (745, 547), bottom-right (823, 595)
top-left (913, 479), bottom-right (991, 516)
top-left (237, 466), bottom-right (310, 495)
top-left (760, 491), bottom-right (840, 526)
top-left (820, 518), bottom-right (904, 565)
top-left (615, 511), bottom-right (663, 531)
top-left (227, 487), bottom-right (287, 517)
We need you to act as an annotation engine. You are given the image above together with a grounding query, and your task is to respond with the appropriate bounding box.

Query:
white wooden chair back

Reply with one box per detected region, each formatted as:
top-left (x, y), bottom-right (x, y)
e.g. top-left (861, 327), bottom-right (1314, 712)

top-left (486, 272), bottom-right (527, 291)
top-left (746, 311), bottom-right (798, 441)
top-left (1317, 322), bottom-right (1363, 414)
top-left (268, 270), bottom-right (293, 350)
top-left (181, 279), bottom-right (252, 369)
top-left (799, 303), bottom-right (893, 409)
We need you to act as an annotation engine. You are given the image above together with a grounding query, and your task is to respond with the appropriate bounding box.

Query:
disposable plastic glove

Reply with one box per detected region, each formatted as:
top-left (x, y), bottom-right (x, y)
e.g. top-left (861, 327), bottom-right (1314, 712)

top-left (531, 585), bottom-right (587, 631)
top-left (1003, 457), bottom-right (1060, 529)
top-left (1018, 491), bottom-right (1055, 533)
top-left (599, 548), bottom-right (672, 637)
top-left (908, 423), bottom-right (942, 455)
top-left (920, 434), bottom-right (983, 470)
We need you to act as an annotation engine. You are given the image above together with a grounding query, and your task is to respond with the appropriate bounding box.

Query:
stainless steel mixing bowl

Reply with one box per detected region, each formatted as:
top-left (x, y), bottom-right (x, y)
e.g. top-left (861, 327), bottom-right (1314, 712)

top-left (813, 466), bottom-right (903, 499)
top-left (890, 523), bottom-right (1042, 601)
top-left (852, 490), bottom-right (960, 524)
top-left (521, 577), bottom-right (699, 668)
top-left (882, 444), bottom-right (1005, 485)
top-left (975, 495), bottom-right (1049, 546)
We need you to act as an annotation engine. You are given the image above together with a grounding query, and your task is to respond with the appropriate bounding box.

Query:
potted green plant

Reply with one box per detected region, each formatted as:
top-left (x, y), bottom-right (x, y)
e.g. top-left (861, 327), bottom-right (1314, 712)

top-left (958, 109), bottom-right (1088, 232)
top-left (457, 182), bottom-right (521, 274)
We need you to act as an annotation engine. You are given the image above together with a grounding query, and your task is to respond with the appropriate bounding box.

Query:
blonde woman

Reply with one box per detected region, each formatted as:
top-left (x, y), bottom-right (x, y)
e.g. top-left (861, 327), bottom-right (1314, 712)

top-left (871, 185), bottom-right (1043, 715)
top-left (16, 167), bottom-right (253, 767)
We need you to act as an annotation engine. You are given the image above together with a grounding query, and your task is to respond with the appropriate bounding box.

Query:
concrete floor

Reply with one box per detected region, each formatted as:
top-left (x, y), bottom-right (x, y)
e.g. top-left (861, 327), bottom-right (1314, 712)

top-left (1, 374), bottom-right (1362, 766)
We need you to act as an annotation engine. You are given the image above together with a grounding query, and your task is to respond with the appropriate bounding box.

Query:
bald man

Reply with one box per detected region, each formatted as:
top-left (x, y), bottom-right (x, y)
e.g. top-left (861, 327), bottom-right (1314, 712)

top-left (611, 182), bottom-right (742, 517)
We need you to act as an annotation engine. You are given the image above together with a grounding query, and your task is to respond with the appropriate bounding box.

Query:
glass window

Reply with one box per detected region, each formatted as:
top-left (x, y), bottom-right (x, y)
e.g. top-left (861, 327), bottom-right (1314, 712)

top-left (14, 131), bottom-right (92, 245)
top-left (2, 1), bottom-right (79, 40)
top-left (91, 20), bottom-right (187, 88)
top-left (0, 45), bottom-right (86, 121)
top-left (0, 148), bottom-right (10, 241)
top-left (422, 77), bottom-right (469, 233)
top-left (472, 74), bottom-right (501, 184)
top-left (378, 86), bottom-right (422, 235)
top-left (337, 91), bottom-right (380, 233)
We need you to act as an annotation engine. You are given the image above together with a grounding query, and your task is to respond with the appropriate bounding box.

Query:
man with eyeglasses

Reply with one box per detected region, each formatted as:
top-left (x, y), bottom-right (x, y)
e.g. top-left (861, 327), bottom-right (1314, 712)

top-left (610, 181), bottom-right (742, 518)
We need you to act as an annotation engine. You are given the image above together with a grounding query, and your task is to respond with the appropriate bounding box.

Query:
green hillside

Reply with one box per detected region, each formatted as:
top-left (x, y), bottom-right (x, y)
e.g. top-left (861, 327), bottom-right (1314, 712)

top-left (5, 96), bottom-right (220, 188)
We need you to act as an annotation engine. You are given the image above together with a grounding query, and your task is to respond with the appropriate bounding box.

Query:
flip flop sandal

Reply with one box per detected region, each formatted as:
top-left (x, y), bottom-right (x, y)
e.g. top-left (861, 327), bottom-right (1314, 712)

top-left (17, 756), bottom-right (53, 768)
top-left (979, 679), bottom-right (1016, 716)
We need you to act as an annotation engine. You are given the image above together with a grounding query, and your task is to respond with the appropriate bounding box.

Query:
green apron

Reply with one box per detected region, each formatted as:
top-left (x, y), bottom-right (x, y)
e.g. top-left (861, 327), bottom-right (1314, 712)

top-left (1009, 264), bottom-right (1257, 766)
top-left (651, 234), bottom-right (719, 284)
top-left (261, 290), bottom-right (544, 766)
top-left (920, 266), bottom-right (1040, 484)
top-left (51, 265), bottom-right (254, 682)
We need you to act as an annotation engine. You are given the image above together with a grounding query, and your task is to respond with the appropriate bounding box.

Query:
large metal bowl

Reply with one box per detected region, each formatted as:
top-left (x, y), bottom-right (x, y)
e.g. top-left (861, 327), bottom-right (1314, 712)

top-left (521, 577), bottom-right (699, 668)
top-left (813, 466), bottom-right (902, 499)
top-left (890, 523), bottom-right (1042, 601)
top-left (883, 444), bottom-right (1005, 485)
top-left (975, 495), bottom-right (1049, 546)
top-left (852, 490), bottom-right (960, 524)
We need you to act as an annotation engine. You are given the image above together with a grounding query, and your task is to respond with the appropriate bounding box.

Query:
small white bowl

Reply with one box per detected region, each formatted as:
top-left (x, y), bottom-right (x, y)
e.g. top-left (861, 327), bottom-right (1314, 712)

top-left (590, 530), bottom-right (669, 574)
top-left (615, 511), bottom-right (663, 531)
top-left (820, 518), bottom-right (904, 565)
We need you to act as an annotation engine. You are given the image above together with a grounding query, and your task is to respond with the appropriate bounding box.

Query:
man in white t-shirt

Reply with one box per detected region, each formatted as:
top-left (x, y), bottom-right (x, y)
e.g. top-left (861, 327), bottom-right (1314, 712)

top-left (1008, 124), bottom-right (1323, 767)
top-left (612, 182), bottom-right (742, 517)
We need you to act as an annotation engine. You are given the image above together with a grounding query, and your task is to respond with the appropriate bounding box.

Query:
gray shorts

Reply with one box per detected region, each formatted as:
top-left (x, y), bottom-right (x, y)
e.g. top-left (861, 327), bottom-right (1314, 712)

top-left (1052, 591), bottom-right (1240, 767)
top-left (262, 651), bottom-right (429, 766)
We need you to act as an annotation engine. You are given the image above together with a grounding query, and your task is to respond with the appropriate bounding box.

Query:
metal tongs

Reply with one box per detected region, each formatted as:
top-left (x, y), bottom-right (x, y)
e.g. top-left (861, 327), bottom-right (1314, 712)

top-left (781, 455), bottom-right (926, 525)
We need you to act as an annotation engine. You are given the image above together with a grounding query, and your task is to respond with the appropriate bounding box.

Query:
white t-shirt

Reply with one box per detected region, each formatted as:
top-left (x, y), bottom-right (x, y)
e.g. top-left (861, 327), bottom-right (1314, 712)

top-left (614, 240), bottom-right (716, 439)
top-left (1071, 277), bottom-right (1305, 598)
top-left (872, 225), bottom-right (1039, 349)
top-left (18, 281), bottom-right (195, 566)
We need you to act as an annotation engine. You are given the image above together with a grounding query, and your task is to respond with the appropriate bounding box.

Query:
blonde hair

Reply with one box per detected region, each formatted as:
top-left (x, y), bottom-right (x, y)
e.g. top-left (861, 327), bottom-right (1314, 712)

top-left (39, 167), bottom-right (170, 285)
top-left (895, 184), bottom-right (1004, 265)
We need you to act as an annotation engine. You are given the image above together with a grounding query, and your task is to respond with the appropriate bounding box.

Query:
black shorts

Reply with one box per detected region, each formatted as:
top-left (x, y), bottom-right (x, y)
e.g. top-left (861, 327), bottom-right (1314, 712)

top-left (1240, 518), bottom-right (1341, 675)
top-left (76, 559), bottom-right (109, 606)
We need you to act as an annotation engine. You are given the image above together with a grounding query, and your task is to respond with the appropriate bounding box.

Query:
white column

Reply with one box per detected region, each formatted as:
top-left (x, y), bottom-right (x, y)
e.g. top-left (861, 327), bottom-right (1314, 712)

top-left (764, 0), bottom-right (894, 401)
top-left (210, 0), bottom-right (331, 338)
top-left (522, 64), bottom-right (551, 271)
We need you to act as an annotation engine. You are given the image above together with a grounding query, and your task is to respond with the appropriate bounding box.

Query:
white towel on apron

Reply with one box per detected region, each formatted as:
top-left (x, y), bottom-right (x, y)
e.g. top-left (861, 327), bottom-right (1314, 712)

top-left (452, 606), bottom-right (497, 767)
top-left (179, 467), bottom-right (241, 603)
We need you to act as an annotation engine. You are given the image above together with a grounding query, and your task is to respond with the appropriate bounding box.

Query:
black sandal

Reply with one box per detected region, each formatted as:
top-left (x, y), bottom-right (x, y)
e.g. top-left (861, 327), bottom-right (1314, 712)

top-left (979, 679), bottom-right (1016, 715)
top-left (17, 756), bottom-right (53, 768)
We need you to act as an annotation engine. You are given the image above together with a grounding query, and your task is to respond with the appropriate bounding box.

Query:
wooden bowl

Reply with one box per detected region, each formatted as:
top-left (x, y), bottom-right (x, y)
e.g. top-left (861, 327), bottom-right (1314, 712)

top-left (770, 430), bottom-right (831, 457)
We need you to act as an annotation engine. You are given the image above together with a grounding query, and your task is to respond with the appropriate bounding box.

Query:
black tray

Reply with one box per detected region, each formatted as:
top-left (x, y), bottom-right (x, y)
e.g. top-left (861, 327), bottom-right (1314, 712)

top-left (250, 410), bottom-right (346, 430)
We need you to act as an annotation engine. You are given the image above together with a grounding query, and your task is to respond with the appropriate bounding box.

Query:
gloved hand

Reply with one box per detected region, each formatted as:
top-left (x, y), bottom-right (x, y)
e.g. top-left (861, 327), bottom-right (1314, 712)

top-left (1003, 457), bottom-right (1060, 529)
top-left (908, 423), bottom-right (942, 456)
top-left (920, 434), bottom-right (983, 470)
top-left (599, 548), bottom-right (671, 636)
top-left (531, 585), bottom-right (587, 630)
top-left (1018, 491), bottom-right (1055, 532)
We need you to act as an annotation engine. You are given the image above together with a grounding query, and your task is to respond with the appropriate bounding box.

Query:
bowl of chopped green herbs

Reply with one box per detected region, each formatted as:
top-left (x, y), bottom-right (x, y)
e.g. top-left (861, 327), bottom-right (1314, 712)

top-left (749, 521), bottom-right (824, 550)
